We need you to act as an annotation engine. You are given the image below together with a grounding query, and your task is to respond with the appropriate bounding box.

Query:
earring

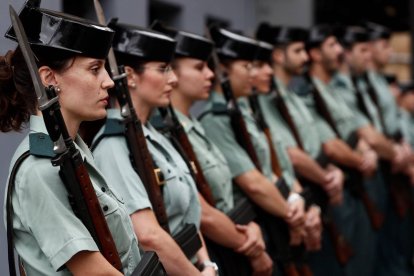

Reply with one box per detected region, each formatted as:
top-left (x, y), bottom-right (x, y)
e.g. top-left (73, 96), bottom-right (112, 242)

top-left (130, 82), bottom-right (136, 88)
top-left (55, 86), bottom-right (61, 93)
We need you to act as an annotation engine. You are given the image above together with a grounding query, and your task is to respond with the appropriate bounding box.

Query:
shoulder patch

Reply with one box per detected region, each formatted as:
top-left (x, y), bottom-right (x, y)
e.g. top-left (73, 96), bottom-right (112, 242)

top-left (198, 103), bottom-right (229, 120)
top-left (103, 118), bottom-right (124, 136)
top-left (29, 133), bottom-right (55, 158)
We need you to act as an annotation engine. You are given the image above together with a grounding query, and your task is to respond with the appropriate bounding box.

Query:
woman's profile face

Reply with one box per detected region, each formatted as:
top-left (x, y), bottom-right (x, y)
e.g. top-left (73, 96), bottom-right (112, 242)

top-left (174, 58), bottom-right (214, 101)
top-left (134, 61), bottom-right (178, 108)
top-left (227, 60), bottom-right (253, 98)
top-left (53, 57), bottom-right (114, 122)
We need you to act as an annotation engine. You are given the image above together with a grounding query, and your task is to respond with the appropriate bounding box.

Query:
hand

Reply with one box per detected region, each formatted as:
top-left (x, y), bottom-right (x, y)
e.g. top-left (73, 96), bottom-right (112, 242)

top-left (360, 150), bottom-right (378, 177)
top-left (249, 251), bottom-right (273, 276)
top-left (289, 227), bottom-right (304, 246)
top-left (392, 144), bottom-right (406, 172)
top-left (201, 266), bottom-right (217, 276)
top-left (285, 195), bottom-right (305, 228)
top-left (235, 222), bottom-right (265, 257)
top-left (303, 205), bottom-right (322, 251)
top-left (324, 167), bottom-right (344, 206)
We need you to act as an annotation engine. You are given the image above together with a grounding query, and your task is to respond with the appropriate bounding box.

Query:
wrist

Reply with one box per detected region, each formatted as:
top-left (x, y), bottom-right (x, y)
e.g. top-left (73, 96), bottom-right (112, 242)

top-left (288, 192), bottom-right (303, 204)
top-left (199, 260), bottom-right (218, 275)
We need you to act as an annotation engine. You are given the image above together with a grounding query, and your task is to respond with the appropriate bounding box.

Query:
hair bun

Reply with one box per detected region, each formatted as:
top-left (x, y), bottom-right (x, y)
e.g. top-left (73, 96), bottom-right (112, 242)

top-left (0, 50), bottom-right (14, 81)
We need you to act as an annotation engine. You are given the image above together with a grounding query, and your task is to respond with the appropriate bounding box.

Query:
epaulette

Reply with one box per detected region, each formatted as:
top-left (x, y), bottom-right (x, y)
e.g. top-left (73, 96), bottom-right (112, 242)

top-left (198, 103), bottom-right (229, 120)
top-left (91, 118), bottom-right (124, 151)
top-left (29, 133), bottom-right (55, 158)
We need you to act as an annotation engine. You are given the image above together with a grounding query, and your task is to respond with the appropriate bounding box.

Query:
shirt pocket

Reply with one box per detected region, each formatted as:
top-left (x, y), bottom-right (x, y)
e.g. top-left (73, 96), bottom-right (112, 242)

top-left (97, 191), bottom-right (132, 255)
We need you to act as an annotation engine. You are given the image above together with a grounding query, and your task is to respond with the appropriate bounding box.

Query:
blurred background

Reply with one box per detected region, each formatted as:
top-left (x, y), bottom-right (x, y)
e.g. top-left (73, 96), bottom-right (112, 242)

top-left (1, 0), bottom-right (414, 274)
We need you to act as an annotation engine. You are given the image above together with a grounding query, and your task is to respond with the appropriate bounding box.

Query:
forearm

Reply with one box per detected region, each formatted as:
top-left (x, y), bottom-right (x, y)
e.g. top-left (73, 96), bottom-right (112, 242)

top-left (322, 139), bottom-right (363, 169)
top-left (131, 211), bottom-right (199, 276)
top-left (198, 194), bottom-right (246, 249)
top-left (357, 126), bottom-right (395, 160)
top-left (234, 170), bottom-right (289, 218)
top-left (287, 147), bottom-right (328, 186)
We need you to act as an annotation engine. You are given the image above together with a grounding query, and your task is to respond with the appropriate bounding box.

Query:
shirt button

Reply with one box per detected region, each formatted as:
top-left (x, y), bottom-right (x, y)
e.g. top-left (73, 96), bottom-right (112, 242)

top-left (168, 169), bottom-right (171, 173)
top-left (179, 177), bottom-right (183, 181)
top-left (103, 206), bottom-right (109, 212)
top-left (101, 187), bottom-right (106, 192)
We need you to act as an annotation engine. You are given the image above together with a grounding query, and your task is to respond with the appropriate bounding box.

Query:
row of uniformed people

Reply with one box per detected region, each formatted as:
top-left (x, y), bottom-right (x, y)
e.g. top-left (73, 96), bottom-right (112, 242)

top-left (3, 2), bottom-right (414, 276)
top-left (1, 2), bottom-right (278, 276)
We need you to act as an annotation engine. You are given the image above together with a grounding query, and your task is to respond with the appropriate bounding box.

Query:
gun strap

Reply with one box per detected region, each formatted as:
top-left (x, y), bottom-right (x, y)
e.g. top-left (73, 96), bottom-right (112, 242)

top-left (271, 82), bottom-right (304, 150)
top-left (351, 75), bottom-right (376, 125)
top-left (7, 150), bottom-right (30, 276)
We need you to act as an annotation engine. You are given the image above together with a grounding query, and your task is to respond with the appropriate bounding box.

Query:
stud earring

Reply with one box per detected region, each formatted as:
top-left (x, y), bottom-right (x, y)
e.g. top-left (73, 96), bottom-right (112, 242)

top-left (55, 86), bottom-right (61, 93)
top-left (130, 82), bottom-right (136, 88)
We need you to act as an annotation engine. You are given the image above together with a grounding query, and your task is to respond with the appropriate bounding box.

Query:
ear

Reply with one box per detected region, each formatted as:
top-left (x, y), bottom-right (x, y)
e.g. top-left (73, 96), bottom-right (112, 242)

top-left (38, 66), bottom-right (59, 87)
top-left (272, 48), bottom-right (284, 65)
top-left (125, 66), bottom-right (138, 89)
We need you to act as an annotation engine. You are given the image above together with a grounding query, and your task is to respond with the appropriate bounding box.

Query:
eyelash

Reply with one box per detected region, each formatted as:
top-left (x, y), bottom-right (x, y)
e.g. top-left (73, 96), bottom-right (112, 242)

top-left (91, 66), bottom-right (100, 74)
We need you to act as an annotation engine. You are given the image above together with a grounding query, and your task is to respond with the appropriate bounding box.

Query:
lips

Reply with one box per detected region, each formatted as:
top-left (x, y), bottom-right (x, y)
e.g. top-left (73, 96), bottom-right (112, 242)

top-left (99, 96), bottom-right (109, 105)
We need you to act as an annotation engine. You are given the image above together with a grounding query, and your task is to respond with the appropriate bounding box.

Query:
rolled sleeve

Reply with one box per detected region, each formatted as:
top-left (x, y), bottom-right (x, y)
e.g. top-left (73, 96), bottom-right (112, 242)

top-left (201, 115), bottom-right (256, 178)
top-left (17, 160), bottom-right (99, 271)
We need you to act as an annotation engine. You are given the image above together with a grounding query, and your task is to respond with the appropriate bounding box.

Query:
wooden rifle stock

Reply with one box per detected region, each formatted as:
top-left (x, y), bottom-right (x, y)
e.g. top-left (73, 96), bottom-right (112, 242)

top-left (159, 106), bottom-right (216, 206)
top-left (323, 216), bottom-right (354, 265)
top-left (249, 93), bottom-right (283, 177)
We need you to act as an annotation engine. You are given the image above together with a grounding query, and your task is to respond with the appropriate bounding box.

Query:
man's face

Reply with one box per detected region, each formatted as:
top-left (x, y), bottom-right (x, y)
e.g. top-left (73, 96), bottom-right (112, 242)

top-left (283, 41), bottom-right (309, 76)
top-left (370, 39), bottom-right (392, 68)
top-left (319, 36), bottom-right (344, 73)
top-left (346, 42), bottom-right (372, 74)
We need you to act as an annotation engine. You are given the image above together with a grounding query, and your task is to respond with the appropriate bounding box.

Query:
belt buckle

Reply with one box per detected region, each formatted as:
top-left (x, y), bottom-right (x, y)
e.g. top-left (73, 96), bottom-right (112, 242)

top-left (154, 168), bottom-right (166, 186)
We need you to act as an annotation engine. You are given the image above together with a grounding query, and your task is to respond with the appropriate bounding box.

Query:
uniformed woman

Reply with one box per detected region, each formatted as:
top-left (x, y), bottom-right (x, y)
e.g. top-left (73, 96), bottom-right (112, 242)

top-left (91, 21), bottom-right (215, 275)
top-left (1, 4), bottom-right (141, 275)
top-left (152, 23), bottom-right (273, 275)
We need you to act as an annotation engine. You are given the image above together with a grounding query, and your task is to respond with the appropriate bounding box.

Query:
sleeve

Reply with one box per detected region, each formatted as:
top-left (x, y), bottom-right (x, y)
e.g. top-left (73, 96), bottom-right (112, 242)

top-left (16, 159), bottom-right (99, 271)
top-left (312, 112), bottom-right (337, 143)
top-left (93, 136), bottom-right (152, 215)
top-left (200, 115), bottom-right (256, 178)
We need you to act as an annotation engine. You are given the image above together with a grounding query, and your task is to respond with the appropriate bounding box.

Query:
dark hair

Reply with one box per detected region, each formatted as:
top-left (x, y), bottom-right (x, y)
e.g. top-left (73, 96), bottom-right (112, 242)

top-left (0, 47), bottom-right (74, 132)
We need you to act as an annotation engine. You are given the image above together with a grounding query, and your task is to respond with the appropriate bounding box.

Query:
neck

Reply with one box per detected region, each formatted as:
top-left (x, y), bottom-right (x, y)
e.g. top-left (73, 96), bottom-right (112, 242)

top-left (371, 61), bottom-right (383, 73)
top-left (170, 89), bottom-right (193, 117)
top-left (59, 110), bottom-right (81, 140)
top-left (131, 96), bottom-right (152, 123)
top-left (273, 64), bottom-right (291, 86)
top-left (310, 63), bottom-right (332, 84)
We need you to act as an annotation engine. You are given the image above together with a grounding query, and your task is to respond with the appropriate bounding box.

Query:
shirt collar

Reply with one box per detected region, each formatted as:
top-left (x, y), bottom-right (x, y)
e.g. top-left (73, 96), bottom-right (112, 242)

top-left (174, 109), bottom-right (196, 133)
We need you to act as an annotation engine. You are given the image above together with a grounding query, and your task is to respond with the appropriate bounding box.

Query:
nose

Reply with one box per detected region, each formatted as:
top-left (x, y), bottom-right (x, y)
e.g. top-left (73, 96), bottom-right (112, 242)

top-left (168, 70), bottom-right (178, 86)
top-left (264, 63), bottom-right (273, 75)
top-left (205, 66), bottom-right (215, 80)
top-left (102, 70), bottom-right (115, 89)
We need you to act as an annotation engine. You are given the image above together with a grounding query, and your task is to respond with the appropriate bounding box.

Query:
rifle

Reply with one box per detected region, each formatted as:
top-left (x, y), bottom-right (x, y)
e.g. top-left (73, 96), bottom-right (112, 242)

top-left (9, 5), bottom-right (123, 271)
top-left (157, 105), bottom-right (216, 206)
top-left (93, 0), bottom-right (169, 233)
top-left (272, 77), bottom-right (354, 265)
top-left (306, 73), bottom-right (384, 230)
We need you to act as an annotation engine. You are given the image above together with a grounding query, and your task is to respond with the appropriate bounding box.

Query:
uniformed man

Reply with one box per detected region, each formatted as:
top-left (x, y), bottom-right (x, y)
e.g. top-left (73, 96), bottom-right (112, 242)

top-left (256, 23), bottom-right (361, 275)
top-left (303, 24), bottom-right (381, 275)
top-left (338, 25), bottom-right (414, 276)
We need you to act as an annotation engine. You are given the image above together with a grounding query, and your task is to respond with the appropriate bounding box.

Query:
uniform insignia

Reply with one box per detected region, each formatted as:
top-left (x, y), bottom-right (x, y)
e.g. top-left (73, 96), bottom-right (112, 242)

top-left (29, 133), bottom-right (55, 158)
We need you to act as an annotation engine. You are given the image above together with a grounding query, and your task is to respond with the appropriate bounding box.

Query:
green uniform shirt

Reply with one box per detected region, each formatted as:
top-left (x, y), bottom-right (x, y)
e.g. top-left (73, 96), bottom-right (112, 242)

top-left (4, 116), bottom-right (141, 275)
top-left (200, 92), bottom-right (257, 180)
top-left (309, 76), bottom-right (369, 141)
top-left (273, 77), bottom-right (335, 159)
top-left (331, 73), bottom-right (371, 128)
top-left (93, 109), bottom-right (201, 235)
top-left (367, 70), bottom-right (401, 137)
top-left (174, 109), bottom-right (234, 213)
top-left (399, 109), bottom-right (414, 147)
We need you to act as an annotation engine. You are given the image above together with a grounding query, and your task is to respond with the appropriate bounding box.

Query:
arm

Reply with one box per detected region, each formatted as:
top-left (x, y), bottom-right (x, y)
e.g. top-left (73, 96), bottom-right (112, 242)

top-left (357, 125), bottom-right (395, 160)
top-left (234, 169), bottom-right (290, 219)
top-left (287, 147), bottom-right (329, 186)
top-left (67, 251), bottom-right (122, 276)
top-left (322, 138), bottom-right (364, 169)
top-left (130, 209), bottom-right (200, 276)
top-left (198, 194), bottom-right (264, 257)
top-left (196, 233), bottom-right (216, 276)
